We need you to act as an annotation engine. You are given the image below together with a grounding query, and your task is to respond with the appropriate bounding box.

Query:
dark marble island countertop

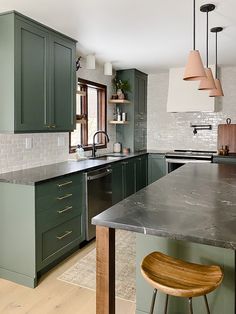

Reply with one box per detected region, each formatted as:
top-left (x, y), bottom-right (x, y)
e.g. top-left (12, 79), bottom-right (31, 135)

top-left (92, 163), bottom-right (236, 250)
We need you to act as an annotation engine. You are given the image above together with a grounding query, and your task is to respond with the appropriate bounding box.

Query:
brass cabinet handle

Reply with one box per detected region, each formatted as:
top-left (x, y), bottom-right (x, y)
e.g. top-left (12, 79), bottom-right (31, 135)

top-left (57, 193), bottom-right (72, 200)
top-left (56, 230), bottom-right (72, 240)
top-left (51, 124), bottom-right (56, 128)
top-left (44, 125), bottom-right (51, 128)
top-left (57, 206), bottom-right (73, 214)
top-left (57, 181), bottom-right (73, 187)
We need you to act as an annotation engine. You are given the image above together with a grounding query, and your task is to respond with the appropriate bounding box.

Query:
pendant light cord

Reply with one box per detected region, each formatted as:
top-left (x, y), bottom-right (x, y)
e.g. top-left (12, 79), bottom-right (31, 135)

top-left (215, 32), bottom-right (218, 78)
top-left (206, 11), bottom-right (209, 68)
top-left (193, 0), bottom-right (196, 50)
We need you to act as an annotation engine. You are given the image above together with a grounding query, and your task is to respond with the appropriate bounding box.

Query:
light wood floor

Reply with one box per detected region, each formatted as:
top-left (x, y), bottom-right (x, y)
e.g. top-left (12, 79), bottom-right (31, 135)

top-left (0, 242), bottom-right (136, 314)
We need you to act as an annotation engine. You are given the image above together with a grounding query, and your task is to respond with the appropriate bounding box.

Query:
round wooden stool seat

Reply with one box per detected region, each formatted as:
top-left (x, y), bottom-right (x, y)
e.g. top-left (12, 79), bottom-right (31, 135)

top-left (141, 251), bottom-right (223, 298)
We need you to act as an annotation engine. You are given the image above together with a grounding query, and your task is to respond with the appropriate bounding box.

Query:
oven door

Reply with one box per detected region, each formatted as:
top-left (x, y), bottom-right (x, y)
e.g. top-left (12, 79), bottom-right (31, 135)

top-left (166, 158), bottom-right (211, 174)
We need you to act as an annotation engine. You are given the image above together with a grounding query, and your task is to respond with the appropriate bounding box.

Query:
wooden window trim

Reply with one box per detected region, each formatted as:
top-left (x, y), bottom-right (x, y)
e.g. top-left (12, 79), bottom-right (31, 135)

top-left (69, 78), bottom-right (107, 153)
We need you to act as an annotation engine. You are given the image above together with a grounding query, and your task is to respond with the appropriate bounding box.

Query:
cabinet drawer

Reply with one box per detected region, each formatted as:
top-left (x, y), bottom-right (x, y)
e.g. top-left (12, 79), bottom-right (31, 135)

top-left (42, 216), bottom-right (82, 261)
top-left (36, 184), bottom-right (83, 213)
top-left (36, 173), bottom-right (84, 198)
top-left (37, 194), bottom-right (84, 231)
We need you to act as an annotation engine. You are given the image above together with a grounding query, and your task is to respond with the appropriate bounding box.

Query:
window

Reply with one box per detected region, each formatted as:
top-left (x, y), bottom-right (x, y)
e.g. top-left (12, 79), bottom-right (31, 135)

top-left (70, 78), bottom-right (107, 152)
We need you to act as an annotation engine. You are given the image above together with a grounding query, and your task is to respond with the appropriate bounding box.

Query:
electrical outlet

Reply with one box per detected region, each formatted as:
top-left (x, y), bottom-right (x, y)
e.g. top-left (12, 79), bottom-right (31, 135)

top-left (25, 137), bottom-right (33, 150)
top-left (57, 136), bottom-right (65, 147)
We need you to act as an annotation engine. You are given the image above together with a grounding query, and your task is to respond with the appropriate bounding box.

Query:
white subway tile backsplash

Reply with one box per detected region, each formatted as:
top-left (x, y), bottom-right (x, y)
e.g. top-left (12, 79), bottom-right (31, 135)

top-left (147, 67), bottom-right (236, 151)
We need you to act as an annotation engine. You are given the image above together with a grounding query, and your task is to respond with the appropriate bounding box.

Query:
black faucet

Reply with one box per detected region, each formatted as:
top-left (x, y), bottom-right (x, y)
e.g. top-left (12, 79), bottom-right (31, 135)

top-left (92, 130), bottom-right (110, 158)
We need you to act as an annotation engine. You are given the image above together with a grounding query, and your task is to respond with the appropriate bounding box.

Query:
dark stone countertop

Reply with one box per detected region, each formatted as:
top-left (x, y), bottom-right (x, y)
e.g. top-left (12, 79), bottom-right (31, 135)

top-left (0, 152), bottom-right (148, 185)
top-left (92, 163), bottom-right (236, 250)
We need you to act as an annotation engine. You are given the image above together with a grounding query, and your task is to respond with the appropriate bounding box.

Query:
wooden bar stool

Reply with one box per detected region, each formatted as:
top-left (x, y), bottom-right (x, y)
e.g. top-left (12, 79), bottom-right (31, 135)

top-left (141, 251), bottom-right (223, 314)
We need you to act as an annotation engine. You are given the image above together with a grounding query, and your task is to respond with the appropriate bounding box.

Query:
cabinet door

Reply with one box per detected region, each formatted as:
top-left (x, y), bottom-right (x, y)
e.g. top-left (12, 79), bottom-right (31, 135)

top-left (135, 73), bottom-right (147, 115)
top-left (15, 19), bottom-right (50, 132)
top-left (148, 154), bottom-right (166, 184)
top-left (123, 159), bottom-right (135, 198)
top-left (50, 34), bottom-right (76, 131)
top-left (136, 155), bottom-right (148, 191)
top-left (213, 157), bottom-right (236, 164)
top-left (112, 162), bottom-right (124, 205)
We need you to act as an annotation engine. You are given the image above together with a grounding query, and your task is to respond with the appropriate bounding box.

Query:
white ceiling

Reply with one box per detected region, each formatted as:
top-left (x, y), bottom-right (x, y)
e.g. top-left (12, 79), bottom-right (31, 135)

top-left (0, 0), bottom-right (235, 74)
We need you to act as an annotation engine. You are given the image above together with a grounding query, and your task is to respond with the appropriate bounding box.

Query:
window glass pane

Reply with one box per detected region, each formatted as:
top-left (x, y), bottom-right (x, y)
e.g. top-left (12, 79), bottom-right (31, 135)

top-left (70, 123), bottom-right (81, 147)
top-left (88, 87), bottom-right (98, 144)
top-left (76, 87), bottom-right (81, 114)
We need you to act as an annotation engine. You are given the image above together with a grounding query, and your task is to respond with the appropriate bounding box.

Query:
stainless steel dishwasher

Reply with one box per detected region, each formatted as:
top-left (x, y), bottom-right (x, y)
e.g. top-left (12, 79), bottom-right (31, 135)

top-left (86, 166), bottom-right (112, 241)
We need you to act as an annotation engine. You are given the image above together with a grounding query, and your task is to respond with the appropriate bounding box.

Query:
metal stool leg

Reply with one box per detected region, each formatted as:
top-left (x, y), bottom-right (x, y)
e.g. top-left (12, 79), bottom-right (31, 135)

top-left (164, 294), bottom-right (169, 314)
top-left (204, 295), bottom-right (210, 314)
top-left (150, 289), bottom-right (157, 314)
top-left (188, 297), bottom-right (194, 314)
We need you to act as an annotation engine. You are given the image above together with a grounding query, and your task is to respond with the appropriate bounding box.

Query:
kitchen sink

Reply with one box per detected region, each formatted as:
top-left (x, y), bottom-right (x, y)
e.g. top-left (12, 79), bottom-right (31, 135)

top-left (91, 154), bottom-right (127, 161)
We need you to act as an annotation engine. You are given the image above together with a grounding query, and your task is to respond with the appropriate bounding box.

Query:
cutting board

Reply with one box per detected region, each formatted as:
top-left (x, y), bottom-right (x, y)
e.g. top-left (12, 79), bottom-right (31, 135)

top-left (218, 123), bottom-right (236, 153)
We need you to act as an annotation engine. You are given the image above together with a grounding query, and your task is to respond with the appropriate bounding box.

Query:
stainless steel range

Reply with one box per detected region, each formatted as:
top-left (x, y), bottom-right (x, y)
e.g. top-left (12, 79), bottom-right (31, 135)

top-left (165, 150), bottom-right (216, 173)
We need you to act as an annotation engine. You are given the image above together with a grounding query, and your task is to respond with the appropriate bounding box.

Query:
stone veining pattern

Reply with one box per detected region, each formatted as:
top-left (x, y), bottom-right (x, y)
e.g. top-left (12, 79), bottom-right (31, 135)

top-left (92, 163), bottom-right (236, 250)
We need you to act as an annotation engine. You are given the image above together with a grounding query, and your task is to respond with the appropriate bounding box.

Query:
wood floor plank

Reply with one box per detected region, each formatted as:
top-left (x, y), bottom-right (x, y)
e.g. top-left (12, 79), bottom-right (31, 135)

top-left (0, 241), bottom-right (135, 314)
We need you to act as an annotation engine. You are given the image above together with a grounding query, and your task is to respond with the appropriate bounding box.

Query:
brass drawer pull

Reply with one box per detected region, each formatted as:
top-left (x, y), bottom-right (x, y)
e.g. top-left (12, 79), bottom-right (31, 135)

top-left (57, 181), bottom-right (73, 187)
top-left (57, 206), bottom-right (73, 214)
top-left (56, 230), bottom-right (72, 240)
top-left (57, 193), bottom-right (73, 200)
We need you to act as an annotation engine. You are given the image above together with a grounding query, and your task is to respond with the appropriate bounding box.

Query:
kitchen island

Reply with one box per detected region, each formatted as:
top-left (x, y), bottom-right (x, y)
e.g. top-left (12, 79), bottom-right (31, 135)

top-left (92, 163), bottom-right (236, 314)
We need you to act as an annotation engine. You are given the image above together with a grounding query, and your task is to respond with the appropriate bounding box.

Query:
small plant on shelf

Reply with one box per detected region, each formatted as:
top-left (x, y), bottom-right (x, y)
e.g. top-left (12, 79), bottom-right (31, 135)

top-left (112, 77), bottom-right (131, 100)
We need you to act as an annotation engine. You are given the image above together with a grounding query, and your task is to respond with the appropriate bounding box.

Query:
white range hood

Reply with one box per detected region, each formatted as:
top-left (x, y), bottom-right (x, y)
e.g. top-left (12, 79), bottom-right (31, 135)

top-left (167, 66), bottom-right (216, 112)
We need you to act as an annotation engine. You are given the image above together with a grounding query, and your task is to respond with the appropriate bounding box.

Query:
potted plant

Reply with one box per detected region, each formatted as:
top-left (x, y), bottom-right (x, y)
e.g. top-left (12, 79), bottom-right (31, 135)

top-left (112, 77), bottom-right (131, 100)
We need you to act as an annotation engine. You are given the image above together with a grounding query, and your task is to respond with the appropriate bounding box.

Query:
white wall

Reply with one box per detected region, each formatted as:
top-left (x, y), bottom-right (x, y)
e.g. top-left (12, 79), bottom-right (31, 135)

top-left (0, 57), bottom-right (115, 174)
top-left (147, 66), bottom-right (236, 151)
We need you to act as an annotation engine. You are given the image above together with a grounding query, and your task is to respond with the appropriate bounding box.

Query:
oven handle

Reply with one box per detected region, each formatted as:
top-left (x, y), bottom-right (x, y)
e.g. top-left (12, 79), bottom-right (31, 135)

top-left (87, 168), bottom-right (112, 181)
top-left (166, 158), bottom-right (211, 164)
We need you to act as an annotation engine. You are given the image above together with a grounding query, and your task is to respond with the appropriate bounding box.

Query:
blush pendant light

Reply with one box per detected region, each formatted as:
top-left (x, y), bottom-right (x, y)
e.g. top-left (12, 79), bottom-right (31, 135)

top-left (198, 4), bottom-right (216, 90)
top-left (209, 27), bottom-right (224, 97)
top-left (183, 0), bottom-right (206, 81)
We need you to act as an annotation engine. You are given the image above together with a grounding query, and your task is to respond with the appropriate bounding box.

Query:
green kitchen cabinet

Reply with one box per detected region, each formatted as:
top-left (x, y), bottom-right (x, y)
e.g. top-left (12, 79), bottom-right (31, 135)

top-left (112, 162), bottom-right (123, 205)
top-left (112, 158), bottom-right (137, 204)
top-left (148, 154), bottom-right (166, 184)
top-left (0, 11), bottom-right (76, 133)
top-left (116, 69), bottom-right (147, 152)
top-left (213, 156), bottom-right (236, 164)
top-left (136, 155), bottom-right (148, 191)
top-left (0, 172), bottom-right (85, 288)
top-left (122, 159), bottom-right (136, 198)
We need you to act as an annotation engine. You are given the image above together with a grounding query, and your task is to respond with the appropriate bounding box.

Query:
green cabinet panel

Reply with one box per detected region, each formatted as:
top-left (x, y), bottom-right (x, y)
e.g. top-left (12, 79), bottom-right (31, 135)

top-left (112, 162), bottom-right (123, 205)
top-left (136, 155), bottom-right (148, 191)
top-left (0, 11), bottom-right (76, 133)
top-left (148, 154), bottom-right (166, 184)
top-left (15, 19), bottom-right (49, 131)
top-left (123, 159), bottom-right (136, 198)
top-left (213, 156), bottom-right (236, 164)
top-left (116, 69), bottom-right (147, 152)
top-left (50, 34), bottom-right (76, 131)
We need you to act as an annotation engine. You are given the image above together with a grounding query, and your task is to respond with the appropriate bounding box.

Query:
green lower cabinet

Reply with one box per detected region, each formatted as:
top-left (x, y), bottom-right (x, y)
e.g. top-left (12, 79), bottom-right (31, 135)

top-left (148, 154), bottom-right (166, 184)
top-left (0, 172), bottom-right (85, 288)
top-left (213, 156), bottom-right (236, 164)
top-left (136, 234), bottom-right (235, 314)
top-left (136, 155), bottom-right (148, 191)
top-left (123, 159), bottom-right (136, 198)
top-left (112, 162), bottom-right (123, 205)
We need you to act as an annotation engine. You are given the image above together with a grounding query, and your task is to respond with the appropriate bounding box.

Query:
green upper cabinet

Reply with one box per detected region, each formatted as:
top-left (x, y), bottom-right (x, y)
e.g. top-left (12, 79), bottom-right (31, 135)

top-left (0, 11), bottom-right (76, 133)
top-left (50, 34), bottom-right (76, 131)
top-left (116, 69), bottom-right (147, 152)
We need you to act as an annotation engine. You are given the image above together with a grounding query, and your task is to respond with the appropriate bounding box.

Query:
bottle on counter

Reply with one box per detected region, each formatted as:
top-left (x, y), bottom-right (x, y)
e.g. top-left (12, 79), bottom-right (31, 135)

top-left (76, 145), bottom-right (85, 159)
